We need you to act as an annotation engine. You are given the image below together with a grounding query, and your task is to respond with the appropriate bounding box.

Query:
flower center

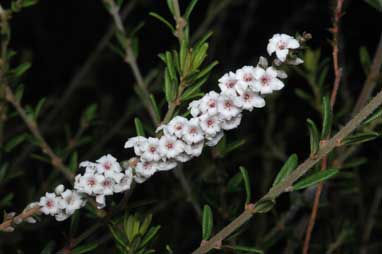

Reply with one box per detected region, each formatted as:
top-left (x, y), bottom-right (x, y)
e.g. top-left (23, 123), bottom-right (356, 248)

top-left (166, 143), bottom-right (174, 149)
top-left (208, 100), bottom-right (216, 108)
top-left (243, 73), bottom-right (253, 82)
top-left (207, 119), bottom-right (214, 127)
top-left (227, 80), bottom-right (237, 88)
top-left (87, 178), bottom-right (96, 186)
top-left (149, 146), bottom-right (157, 153)
top-left (104, 162), bottom-right (111, 170)
top-left (277, 41), bottom-right (287, 50)
top-left (244, 93), bottom-right (251, 101)
top-left (261, 75), bottom-right (271, 86)
top-left (190, 127), bottom-right (197, 134)
top-left (103, 180), bottom-right (111, 187)
top-left (224, 101), bottom-right (233, 109)
top-left (46, 199), bottom-right (54, 208)
top-left (175, 123), bottom-right (183, 130)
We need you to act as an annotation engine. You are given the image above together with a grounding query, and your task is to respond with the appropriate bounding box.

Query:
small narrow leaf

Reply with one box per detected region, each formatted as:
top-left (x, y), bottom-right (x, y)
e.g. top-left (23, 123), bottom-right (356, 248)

top-left (227, 173), bottom-right (243, 193)
top-left (321, 96), bottom-right (332, 139)
top-left (141, 225), bottom-right (161, 246)
top-left (180, 76), bottom-right (208, 101)
top-left (149, 12), bottom-right (175, 32)
top-left (184, 0), bottom-right (199, 20)
top-left (363, 107), bottom-right (382, 125)
top-left (149, 94), bottom-right (161, 121)
top-left (306, 118), bottom-right (319, 155)
top-left (253, 198), bottom-right (275, 214)
top-left (293, 169), bottom-right (339, 190)
top-left (202, 205), bottom-right (213, 240)
top-left (272, 154), bottom-right (298, 186)
top-left (239, 166), bottom-right (251, 204)
top-left (134, 118), bottom-right (145, 136)
top-left (341, 132), bottom-right (380, 146)
top-left (71, 242), bottom-right (98, 254)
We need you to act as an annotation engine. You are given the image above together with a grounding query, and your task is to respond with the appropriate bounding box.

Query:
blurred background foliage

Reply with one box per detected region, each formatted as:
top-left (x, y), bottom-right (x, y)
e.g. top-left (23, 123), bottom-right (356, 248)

top-left (0, 0), bottom-right (382, 253)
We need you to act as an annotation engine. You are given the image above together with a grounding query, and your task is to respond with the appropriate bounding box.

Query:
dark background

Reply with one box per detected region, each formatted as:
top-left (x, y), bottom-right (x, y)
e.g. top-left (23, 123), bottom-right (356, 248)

top-left (1, 0), bottom-right (382, 253)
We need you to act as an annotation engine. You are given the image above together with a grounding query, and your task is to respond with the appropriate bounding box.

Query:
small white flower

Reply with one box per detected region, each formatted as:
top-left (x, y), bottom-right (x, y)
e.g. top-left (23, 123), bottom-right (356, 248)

top-left (258, 56), bottom-right (269, 68)
top-left (199, 91), bottom-right (220, 116)
top-left (236, 66), bottom-right (257, 94)
top-left (166, 116), bottom-right (188, 138)
top-left (135, 160), bottom-right (158, 177)
top-left (175, 152), bottom-right (192, 162)
top-left (221, 113), bottom-right (242, 130)
top-left (114, 169), bottom-right (133, 193)
top-left (59, 189), bottom-right (85, 214)
top-left (253, 66), bottom-right (284, 94)
top-left (217, 94), bottom-right (242, 120)
top-left (157, 160), bottom-right (178, 171)
top-left (199, 114), bottom-right (221, 136)
top-left (218, 72), bottom-right (239, 96)
top-left (184, 142), bottom-right (204, 157)
top-left (76, 172), bottom-right (103, 195)
top-left (96, 154), bottom-right (124, 183)
top-left (96, 195), bottom-right (106, 209)
top-left (95, 177), bottom-right (115, 196)
top-left (182, 118), bottom-right (204, 144)
top-left (55, 184), bottom-right (65, 195)
top-left (141, 137), bottom-right (161, 161)
top-left (39, 192), bottom-right (59, 215)
top-left (159, 135), bottom-right (185, 158)
top-left (206, 131), bottom-right (224, 146)
top-left (124, 136), bottom-right (147, 156)
top-left (238, 89), bottom-right (265, 111)
top-left (188, 99), bottom-right (201, 117)
top-left (267, 33), bottom-right (300, 62)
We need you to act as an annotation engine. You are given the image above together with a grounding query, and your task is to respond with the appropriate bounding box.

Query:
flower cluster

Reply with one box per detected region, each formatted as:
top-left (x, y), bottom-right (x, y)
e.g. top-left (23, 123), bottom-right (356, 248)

top-left (35, 33), bottom-right (303, 221)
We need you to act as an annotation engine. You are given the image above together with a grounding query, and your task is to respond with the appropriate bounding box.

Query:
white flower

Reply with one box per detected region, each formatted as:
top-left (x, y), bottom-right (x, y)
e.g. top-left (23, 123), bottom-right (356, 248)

top-left (95, 154), bottom-right (124, 183)
top-left (157, 160), bottom-right (178, 171)
top-left (166, 116), bottom-right (188, 138)
top-left (253, 66), bottom-right (284, 94)
top-left (218, 72), bottom-right (239, 96)
top-left (135, 160), bottom-right (158, 177)
top-left (238, 89), bottom-right (265, 111)
top-left (221, 113), bottom-right (242, 130)
top-left (141, 137), bottom-right (161, 161)
top-left (205, 131), bottom-right (224, 146)
top-left (159, 135), bottom-right (185, 158)
top-left (39, 193), bottom-right (59, 215)
top-left (96, 195), bottom-right (106, 209)
top-left (175, 152), bottom-right (192, 162)
top-left (236, 66), bottom-right (256, 94)
top-left (55, 184), bottom-right (65, 195)
top-left (114, 169), bottom-right (133, 193)
top-left (124, 136), bottom-right (147, 156)
top-left (182, 118), bottom-right (204, 144)
top-left (188, 99), bottom-right (201, 117)
top-left (133, 173), bottom-right (149, 184)
top-left (184, 142), bottom-right (204, 157)
top-left (267, 33), bottom-right (300, 62)
top-left (199, 91), bottom-right (220, 116)
top-left (76, 172), bottom-right (103, 195)
top-left (95, 177), bottom-right (115, 196)
top-left (79, 161), bottom-right (98, 174)
top-left (199, 114), bottom-right (221, 136)
top-left (58, 190), bottom-right (84, 214)
top-left (217, 94), bottom-right (242, 120)
top-left (55, 212), bottom-right (71, 221)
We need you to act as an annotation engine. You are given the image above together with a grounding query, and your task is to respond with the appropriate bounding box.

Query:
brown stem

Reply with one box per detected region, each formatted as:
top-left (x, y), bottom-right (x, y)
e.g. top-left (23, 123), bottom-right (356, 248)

top-left (172, 0), bottom-right (185, 42)
top-left (192, 88), bottom-right (382, 254)
top-left (303, 1), bottom-right (344, 252)
top-left (0, 206), bottom-right (40, 232)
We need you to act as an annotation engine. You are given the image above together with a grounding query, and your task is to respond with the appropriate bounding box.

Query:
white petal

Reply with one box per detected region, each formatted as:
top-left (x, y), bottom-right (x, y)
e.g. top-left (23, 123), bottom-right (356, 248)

top-left (276, 49), bottom-right (288, 62)
top-left (270, 78), bottom-right (284, 90)
top-left (287, 38), bottom-right (300, 49)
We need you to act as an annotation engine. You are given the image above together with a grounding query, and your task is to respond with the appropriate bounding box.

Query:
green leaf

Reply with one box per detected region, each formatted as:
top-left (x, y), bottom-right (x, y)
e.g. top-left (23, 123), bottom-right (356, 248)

top-left (193, 31), bottom-right (213, 51)
top-left (202, 205), bottom-right (213, 240)
top-left (179, 39), bottom-right (188, 70)
top-left (34, 97), bottom-right (46, 119)
top-left (223, 139), bottom-right (246, 155)
top-left (239, 166), bottom-right (251, 204)
top-left (126, 214), bottom-right (136, 242)
top-left (230, 245), bottom-right (264, 253)
top-left (166, 0), bottom-right (175, 15)
top-left (69, 152), bottom-right (78, 172)
top-left (184, 0), bottom-right (199, 20)
top-left (272, 154), bottom-right (298, 187)
top-left (253, 198), bottom-right (275, 214)
top-left (195, 61), bottom-right (218, 80)
top-left (149, 94), bottom-right (161, 121)
top-left (164, 68), bottom-right (177, 102)
top-left (4, 133), bottom-right (26, 152)
top-left (341, 132), bottom-right (380, 146)
top-left (134, 117), bottom-right (146, 136)
top-left (21, 0), bottom-right (39, 8)
top-left (360, 46), bottom-right (371, 74)
top-left (227, 172), bottom-right (243, 193)
top-left (72, 242), bottom-right (98, 254)
top-left (306, 118), bottom-right (319, 155)
top-left (109, 224), bottom-right (127, 247)
top-left (321, 95), bottom-right (332, 139)
top-left (180, 76), bottom-right (208, 101)
top-left (165, 51), bottom-right (177, 81)
top-left (139, 214), bottom-right (152, 235)
top-left (11, 62), bottom-right (31, 77)
top-left (149, 12), bottom-right (175, 32)
top-left (141, 225), bottom-right (161, 246)
top-left (40, 241), bottom-right (55, 254)
top-left (293, 169), bottom-right (339, 190)
top-left (69, 211), bottom-right (80, 237)
top-left (81, 103), bottom-right (98, 124)
top-left (365, 0), bottom-right (382, 12)
top-left (192, 43), bottom-right (208, 69)
top-left (363, 107), bottom-right (382, 125)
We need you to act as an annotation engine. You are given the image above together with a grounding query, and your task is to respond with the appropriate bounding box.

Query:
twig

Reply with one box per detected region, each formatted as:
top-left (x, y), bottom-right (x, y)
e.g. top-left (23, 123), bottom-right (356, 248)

top-left (303, 1), bottom-right (344, 253)
top-left (192, 88), bottom-right (382, 254)
top-left (0, 206), bottom-right (40, 232)
top-left (4, 86), bottom-right (75, 182)
top-left (171, 0), bottom-right (186, 42)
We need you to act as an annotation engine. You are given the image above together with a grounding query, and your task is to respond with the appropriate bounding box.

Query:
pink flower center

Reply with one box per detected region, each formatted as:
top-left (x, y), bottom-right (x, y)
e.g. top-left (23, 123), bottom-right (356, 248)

top-left (244, 93), bottom-right (251, 101)
top-left (261, 75), bottom-right (271, 86)
top-left (277, 41), bottom-right (287, 50)
top-left (175, 123), bottom-right (183, 131)
top-left (103, 180), bottom-right (111, 187)
top-left (103, 162), bottom-right (111, 170)
top-left (207, 119), bottom-right (214, 127)
top-left (87, 178), bottom-right (96, 186)
top-left (149, 146), bottom-right (157, 153)
top-left (224, 101), bottom-right (233, 109)
top-left (143, 162), bottom-right (152, 170)
top-left (208, 100), bottom-right (216, 108)
top-left (226, 80), bottom-right (237, 88)
top-left (243, 73), bottom-right (253, 82)
top-left (166, 143), bottom-right (174, 149)
top-left (190, 127), bottom-right (197, 134)
top-left (46, 199), bottom-right (54, 208)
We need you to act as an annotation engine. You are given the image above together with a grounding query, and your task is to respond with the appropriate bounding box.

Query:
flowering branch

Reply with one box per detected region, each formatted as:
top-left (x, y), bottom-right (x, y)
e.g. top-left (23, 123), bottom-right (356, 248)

top-left (192, 88), bottom-right (382, 254)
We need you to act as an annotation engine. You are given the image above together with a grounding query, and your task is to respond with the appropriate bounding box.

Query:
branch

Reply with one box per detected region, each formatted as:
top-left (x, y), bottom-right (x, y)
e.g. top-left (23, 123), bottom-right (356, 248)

top-left (171, 0), bottom-right (186, 42)
top-left (192, 88), bottom-right (382, 254)
top-left (0, 206), bottom-right (40, 232)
